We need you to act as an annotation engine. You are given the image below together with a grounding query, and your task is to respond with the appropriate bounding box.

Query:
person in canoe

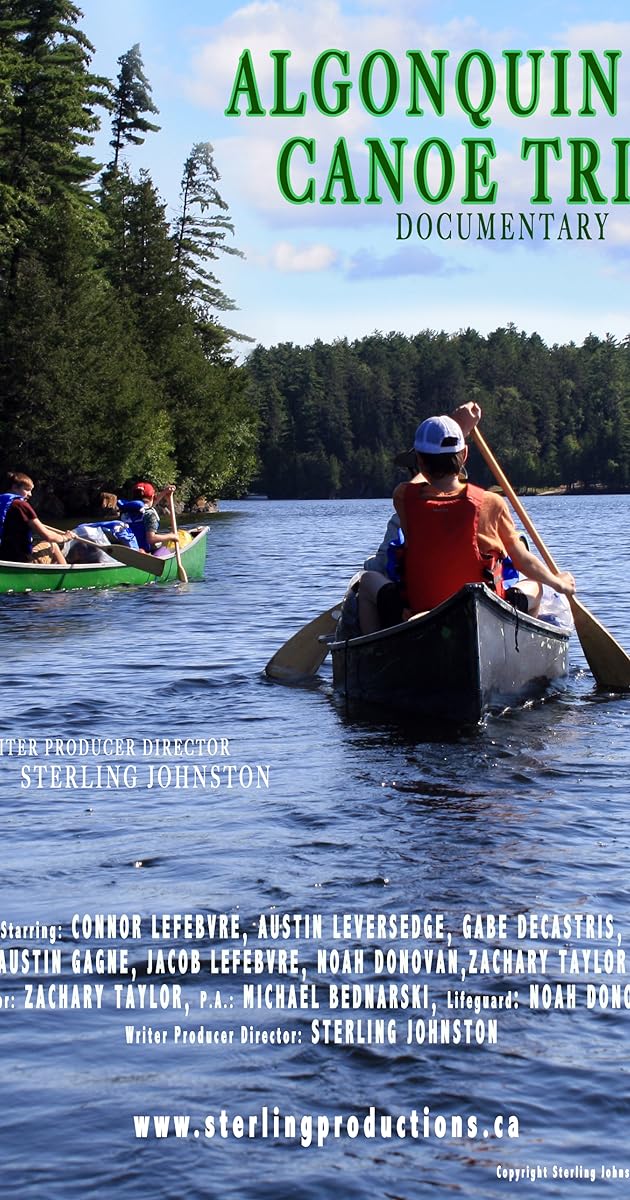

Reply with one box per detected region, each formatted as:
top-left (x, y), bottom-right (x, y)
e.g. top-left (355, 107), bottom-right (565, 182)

top-left (0, 473), bottom-right (70, 564)
top-left (358, 406), bottom-right (576, 633)
top-left (117, 482), bottom-right (180, 555)
top-left (354, 403), bottom-right (477, 634)
top-left (363, 404), bottom-right (477, 622)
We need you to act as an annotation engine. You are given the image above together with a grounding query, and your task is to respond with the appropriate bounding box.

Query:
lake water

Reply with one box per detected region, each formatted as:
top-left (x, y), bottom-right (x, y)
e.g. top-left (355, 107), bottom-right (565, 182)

top-left (1, 495), bottom-right (630, 1199)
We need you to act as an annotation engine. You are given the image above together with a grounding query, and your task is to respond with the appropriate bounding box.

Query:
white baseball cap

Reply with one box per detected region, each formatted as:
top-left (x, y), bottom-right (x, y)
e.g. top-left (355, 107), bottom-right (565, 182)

top-left (413, 415), bottom-right (465, 455)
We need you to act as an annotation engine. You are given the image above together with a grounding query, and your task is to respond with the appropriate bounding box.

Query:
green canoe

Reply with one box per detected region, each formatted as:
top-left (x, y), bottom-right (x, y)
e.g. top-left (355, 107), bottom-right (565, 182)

top-left (0, 528), bottom-right (209, 595)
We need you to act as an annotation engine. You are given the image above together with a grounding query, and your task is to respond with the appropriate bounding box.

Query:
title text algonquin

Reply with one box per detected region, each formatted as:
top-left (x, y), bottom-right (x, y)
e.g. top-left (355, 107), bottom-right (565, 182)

top-left (225, 49), bottom-right (629, 206)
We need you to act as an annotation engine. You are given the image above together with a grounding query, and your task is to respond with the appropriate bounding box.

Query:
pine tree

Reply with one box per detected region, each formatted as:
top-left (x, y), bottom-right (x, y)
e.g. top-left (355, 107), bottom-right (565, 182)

top-left (0, 0), bottom-right (109, 289)
top-left (0, 199), bottom-right (175, 487)
top-left (101, 167), bottom-right (178, 312)
top-left (0, 0), bottom-right (116, 486)
top-left (173, 141), bottom-right (247, 351)
top-left (99, 165), bottom-right (256, 497)
top-left (109, 43), bottom-right (159, 171)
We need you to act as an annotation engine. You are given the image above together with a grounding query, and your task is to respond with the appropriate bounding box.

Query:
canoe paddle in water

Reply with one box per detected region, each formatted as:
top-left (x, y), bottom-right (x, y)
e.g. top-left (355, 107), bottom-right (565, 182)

top-left (265, 604), bottom-right (342, 682)
top-left (472, 427), bottom-right (630, 690)
top-left (47, 526), bottom-right (165, 576)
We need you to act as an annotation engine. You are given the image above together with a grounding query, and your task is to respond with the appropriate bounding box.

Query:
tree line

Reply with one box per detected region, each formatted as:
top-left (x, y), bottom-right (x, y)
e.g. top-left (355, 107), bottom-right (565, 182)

top-left (245, 326), bottom-right (630, 497)
top-left (0, 1), bottom-right (256, 508)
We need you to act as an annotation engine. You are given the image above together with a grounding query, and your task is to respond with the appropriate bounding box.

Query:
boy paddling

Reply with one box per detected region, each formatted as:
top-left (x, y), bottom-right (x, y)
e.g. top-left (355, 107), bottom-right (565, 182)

top-left (0, 473), bottom-right (70, 564)
top-left (358, 405), bottom-right (575, 633)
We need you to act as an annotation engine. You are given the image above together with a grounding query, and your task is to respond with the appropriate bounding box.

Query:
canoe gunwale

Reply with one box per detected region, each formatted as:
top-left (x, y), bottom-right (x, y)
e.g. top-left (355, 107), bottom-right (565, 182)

top-left (329, 583), bottom-right (570, 653)
top-left (330, 583), bottom-right (570, 724)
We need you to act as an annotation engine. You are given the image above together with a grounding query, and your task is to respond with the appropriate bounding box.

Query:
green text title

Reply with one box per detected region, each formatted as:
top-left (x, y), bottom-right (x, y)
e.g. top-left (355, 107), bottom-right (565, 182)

top-left (224, 49), bottom-right (628, 205)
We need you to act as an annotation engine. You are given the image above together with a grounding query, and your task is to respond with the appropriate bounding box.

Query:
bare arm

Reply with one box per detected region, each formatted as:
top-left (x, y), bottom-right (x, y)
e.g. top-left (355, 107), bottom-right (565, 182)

top-left (146, 485), bottom-right (178, 547)
top-left (508, 540), bottom-right (576, 596)
top-left (146, 529), bottom-right (178, 548)
top-left (28, 518), bottom-right (68, 546)
top-left (453, 412), bottom-right (575, 597)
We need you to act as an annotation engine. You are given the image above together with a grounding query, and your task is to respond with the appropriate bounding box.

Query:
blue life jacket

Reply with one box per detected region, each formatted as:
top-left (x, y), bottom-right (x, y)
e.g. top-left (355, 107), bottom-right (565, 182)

top-left (386, 528), bottom-right (405, 583)
top-left (82, 520), bottom-right (140, 551)
top-left (116, 500), bottom-right (149, 551)
top-left (502, 556), bottom-right (520, 588)
top-left (0, 493), bottom-right (22, 533)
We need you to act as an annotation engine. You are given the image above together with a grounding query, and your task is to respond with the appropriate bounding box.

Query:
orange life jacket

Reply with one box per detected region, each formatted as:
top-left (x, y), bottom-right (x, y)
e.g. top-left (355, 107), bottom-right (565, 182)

top-left (402, 481), bottom-right (504, 613)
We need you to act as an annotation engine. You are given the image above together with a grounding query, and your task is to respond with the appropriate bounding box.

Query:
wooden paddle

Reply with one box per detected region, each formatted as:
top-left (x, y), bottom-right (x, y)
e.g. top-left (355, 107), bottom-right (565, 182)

top-left (167, 492), bottom-right (188, 583)
top-left (265, 605), bottom-right (342, 682)
top-left (472, 427), bottom-right (630, 689)
top-left (47, 526), bottom-right (165, 577)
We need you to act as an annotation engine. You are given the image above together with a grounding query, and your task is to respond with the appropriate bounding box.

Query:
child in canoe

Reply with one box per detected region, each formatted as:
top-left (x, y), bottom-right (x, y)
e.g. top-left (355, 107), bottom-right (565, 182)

top-left (0, 473), bottom-right (69, 564)
top-left (358, 406), bottom-right (576, 633)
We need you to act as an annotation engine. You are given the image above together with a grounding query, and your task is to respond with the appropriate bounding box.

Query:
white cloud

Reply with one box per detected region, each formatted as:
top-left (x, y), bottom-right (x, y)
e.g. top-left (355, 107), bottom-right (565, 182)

top-left (267, 240), bottom-right (339, 270)
top-left (606, 217), bottom-right (630, 244)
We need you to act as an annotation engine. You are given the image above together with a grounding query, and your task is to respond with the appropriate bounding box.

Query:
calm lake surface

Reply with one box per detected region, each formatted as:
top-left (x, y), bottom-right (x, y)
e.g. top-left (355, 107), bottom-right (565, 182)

top-left (1, 495), bottom-right (630, 1199)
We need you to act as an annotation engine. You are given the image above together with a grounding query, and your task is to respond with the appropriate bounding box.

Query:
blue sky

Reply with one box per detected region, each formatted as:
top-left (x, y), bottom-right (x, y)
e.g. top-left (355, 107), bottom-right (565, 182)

top-left (77, 0), bottom-right (630, 352)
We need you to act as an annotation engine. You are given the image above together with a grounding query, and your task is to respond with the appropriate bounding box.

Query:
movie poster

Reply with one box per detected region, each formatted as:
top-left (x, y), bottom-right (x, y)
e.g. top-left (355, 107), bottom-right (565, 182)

top-left (2, 2), bottom-right (630, 1198)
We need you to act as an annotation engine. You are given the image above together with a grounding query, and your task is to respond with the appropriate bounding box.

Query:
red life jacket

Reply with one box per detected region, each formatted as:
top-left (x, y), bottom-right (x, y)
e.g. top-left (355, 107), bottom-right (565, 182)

top-left (402, 482), bottom-right (504, 613)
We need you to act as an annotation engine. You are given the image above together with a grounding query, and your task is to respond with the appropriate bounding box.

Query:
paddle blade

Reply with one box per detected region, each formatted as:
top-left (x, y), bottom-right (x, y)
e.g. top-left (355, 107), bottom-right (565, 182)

top-left (265, 606), bottom-right (341, 682)
top-left (106, 544), bottom-right (165, 576)
top-left (570, 597), bottom-right (630, 690)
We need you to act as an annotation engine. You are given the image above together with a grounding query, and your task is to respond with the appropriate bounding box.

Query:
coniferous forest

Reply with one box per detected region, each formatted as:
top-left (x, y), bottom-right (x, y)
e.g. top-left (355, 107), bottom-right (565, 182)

top-left (0, 1), bottom-right (256, 506)
top-left (2, 4), bottom-right (630, 507)
top-left (246, 327), bottom-right (630, 498)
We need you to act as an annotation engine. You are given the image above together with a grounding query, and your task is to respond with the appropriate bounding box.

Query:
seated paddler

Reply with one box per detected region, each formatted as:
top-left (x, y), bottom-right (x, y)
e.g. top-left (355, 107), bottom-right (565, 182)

top-left (0, 473), bottom-right (70, 564)
top-left (116, 482), bottom-right (179, 554)
top-left (358, 406), bottom-right (576, 633)
top-left (353, 404), bottom-right (477, 637)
